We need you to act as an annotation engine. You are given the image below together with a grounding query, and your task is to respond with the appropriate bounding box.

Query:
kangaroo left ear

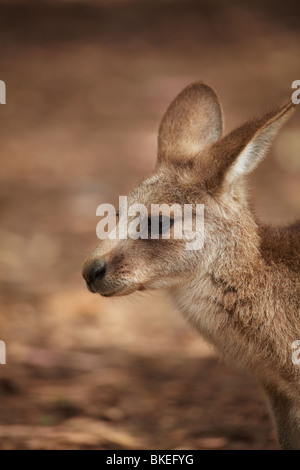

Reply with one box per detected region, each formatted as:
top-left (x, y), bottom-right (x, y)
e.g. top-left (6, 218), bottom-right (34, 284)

top-left (157, 82), bottom-right (223, 165)
top-left (203, 100), bottom-right (295, 191)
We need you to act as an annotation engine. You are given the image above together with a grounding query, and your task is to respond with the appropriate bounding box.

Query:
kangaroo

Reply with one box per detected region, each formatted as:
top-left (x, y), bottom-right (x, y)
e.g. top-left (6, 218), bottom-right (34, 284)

top-left (82, 82), bottom-right (300, 449)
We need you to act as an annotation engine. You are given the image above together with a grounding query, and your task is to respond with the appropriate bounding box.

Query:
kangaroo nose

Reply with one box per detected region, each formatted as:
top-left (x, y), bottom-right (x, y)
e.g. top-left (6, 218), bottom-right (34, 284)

top-left (82, 259), bottom-right (107, 291)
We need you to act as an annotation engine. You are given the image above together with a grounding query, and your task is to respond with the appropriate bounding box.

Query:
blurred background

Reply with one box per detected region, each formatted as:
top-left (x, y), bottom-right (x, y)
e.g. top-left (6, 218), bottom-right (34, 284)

top-left (0, 0), bottom-right (299, 450)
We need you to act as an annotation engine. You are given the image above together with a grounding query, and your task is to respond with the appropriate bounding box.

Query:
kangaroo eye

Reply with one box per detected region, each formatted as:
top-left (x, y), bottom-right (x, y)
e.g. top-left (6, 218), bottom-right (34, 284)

top-left (148, 215), bottom-right (174, 236)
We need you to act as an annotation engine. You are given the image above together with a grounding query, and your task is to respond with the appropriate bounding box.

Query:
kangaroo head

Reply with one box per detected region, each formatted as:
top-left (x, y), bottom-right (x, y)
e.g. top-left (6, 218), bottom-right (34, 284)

top-left (82, 82), bottom-right (294, 297)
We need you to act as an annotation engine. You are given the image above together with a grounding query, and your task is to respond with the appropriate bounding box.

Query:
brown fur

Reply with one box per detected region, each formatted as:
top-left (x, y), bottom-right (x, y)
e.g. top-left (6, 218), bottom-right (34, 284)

top-left (82, 82), bottom-right (300, 449)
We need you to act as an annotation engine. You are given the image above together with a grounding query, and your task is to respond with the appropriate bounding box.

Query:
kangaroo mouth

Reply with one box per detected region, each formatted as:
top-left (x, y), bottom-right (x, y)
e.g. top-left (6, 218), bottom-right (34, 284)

top-left (100, 288), bottom-right (136, 298)
top-left (85, 281), bottom-right (122, 297)
top-left (86, 281), bottom-right (139, 298)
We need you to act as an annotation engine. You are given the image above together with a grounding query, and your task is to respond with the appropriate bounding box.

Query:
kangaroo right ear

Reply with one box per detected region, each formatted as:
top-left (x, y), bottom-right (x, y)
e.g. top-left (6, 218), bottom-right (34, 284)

top-left (157, 82), bottom-right (223, 165)
top-left (202, 100), bottom-right (295, 193)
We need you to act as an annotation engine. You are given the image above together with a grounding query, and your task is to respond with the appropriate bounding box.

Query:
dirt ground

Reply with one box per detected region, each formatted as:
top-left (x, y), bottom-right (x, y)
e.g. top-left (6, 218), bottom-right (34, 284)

top-left (0, 0), bottom-right (299, 450)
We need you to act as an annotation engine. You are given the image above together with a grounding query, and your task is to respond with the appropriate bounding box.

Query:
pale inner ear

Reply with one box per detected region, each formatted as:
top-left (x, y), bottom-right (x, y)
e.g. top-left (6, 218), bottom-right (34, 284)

top-left (226, 114), bottom-right (290, 186)
top-left (157, 82), bottom-right (223, 165)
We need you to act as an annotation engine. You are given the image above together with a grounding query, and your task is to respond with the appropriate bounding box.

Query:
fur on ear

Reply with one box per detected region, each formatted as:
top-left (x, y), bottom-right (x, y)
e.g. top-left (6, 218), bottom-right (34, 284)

top-left (157, 82), bottom-right (223, 165)
top-left (202, 100), bottom-right (295, 192)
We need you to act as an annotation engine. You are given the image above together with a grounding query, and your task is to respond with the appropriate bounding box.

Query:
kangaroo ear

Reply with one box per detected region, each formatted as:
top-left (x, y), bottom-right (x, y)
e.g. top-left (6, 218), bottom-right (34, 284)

top-left (157, 82), bottom-right (223, 165)
top-left (204, 100), bottom-right (295, 191)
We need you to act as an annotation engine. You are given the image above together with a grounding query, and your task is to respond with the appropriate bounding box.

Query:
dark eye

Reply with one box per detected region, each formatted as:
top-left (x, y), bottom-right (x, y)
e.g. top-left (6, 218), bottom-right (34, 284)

top-left (148, 215), bottom-right (174, 236)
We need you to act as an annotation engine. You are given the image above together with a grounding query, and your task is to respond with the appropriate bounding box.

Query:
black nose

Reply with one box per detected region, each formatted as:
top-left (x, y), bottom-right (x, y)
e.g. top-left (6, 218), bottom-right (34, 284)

top-left (83, 259), bottom-right (107, 287)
